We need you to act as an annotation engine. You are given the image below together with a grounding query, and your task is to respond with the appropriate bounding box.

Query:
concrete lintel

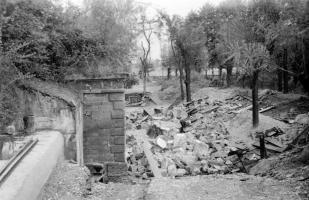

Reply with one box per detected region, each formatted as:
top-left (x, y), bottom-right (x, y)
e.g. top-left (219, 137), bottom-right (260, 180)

top-left (82, 89), bottom-right (125, 94)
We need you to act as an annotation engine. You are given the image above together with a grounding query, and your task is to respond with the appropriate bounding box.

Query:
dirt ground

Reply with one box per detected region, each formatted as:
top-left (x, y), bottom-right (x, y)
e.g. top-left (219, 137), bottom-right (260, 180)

top-left (40, 161), bottom-right (304, 200)
top-left (39, 161), bottom-right (149, 200)
top-left (40, 79), bottom-right (309, 200)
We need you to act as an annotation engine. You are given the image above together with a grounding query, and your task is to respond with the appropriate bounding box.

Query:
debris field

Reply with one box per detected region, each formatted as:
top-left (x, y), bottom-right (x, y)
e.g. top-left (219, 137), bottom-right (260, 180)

top-left (125, 89), bottom-right (309, 178)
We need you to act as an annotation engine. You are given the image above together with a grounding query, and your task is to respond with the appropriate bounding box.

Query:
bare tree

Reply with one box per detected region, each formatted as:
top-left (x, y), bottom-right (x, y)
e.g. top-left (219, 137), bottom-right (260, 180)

top-left (139, 15), bottom-right (154, 94)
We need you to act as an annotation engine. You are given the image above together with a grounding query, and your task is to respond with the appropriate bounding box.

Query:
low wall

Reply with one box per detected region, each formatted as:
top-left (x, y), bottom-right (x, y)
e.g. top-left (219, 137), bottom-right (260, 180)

top-left (0, 131), bottom-right (64, 200)
top-left (13, 88), bottom-right (75, 135)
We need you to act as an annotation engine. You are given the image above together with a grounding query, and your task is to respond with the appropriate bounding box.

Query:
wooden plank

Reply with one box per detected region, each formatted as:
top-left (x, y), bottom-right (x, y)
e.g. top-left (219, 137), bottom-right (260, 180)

top-left (252, 142), bottom-right (284, 153)
top-left (259, 106), bottom-right (275, 113)
top-left (234, 105), bottom-right (252, 113)
top-left (239, 95), bottom-right (252, 102)
top-left (265, 138), bottom-right (286, 149)
top-left (130, 130), bottom-right (162, 178)
top-left (202, 106), bottom-right (220, 114)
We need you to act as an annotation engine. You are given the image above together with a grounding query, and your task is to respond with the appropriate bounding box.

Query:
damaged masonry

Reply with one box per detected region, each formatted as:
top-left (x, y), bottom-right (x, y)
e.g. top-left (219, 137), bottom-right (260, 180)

top-left (1, 0), bottom-right (309, 199)
top-left (126, 89), bottom-right (309, 178)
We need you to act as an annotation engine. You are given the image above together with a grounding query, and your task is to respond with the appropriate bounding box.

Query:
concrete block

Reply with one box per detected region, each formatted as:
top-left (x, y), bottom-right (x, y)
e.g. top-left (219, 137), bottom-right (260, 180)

top-left (101, 153), bottom-right (115, 162)
top-left (84, 93), bottom-right (108, 104)
top-left (110, 145), bottom-right (125, 153)
top-left (109, 93), bottom-right (124, 101)
top-left (106, 162), bottom-right (127, 177)
top-left (111, 110), bottom-right (124, 119)
top-left (113, 119), bottom-right (124, 128)
top-left (99, 128), bottom-right (111, 136)
top-left (86, 103), bottom-right (113, 112)
top-left (111, 128), bottom-right (124, 136)
top-left (114, 153), bottom-right (125, 162)
top-left (85, 129), bottom-right (111, 137)
top-left (83, 118), bottom-right (113, 130)
top-left (113, 101), bottom-right (125, 110)
top-left (113, 136), bottom-right (125, 145)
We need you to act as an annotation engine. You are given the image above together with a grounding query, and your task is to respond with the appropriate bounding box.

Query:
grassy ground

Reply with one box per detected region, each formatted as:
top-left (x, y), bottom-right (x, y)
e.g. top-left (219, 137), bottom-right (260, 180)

top-left (158, 72), bottom-right (211, 103)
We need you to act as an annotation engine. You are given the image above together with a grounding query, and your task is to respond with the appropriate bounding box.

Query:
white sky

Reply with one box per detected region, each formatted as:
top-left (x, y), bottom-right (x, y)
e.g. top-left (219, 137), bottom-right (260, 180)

top-left (68, 0), bottom-right (224, 16)
top-left (137, 0), bottom-right (223, 16)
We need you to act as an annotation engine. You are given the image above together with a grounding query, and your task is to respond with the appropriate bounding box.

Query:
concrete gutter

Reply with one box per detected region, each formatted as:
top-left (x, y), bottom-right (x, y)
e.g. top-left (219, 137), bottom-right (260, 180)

top-left (0, 131), bottom-right (64, 200)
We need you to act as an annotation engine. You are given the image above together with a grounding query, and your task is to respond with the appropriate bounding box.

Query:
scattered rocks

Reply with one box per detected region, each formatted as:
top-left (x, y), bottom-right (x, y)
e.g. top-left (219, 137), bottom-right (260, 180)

top-left (299, 144), bottom-right (309, 164)
top-left (126, 135), bottom-right (153, 179)
top-left (295, 113), bottom-right (309, 125)
top-left (155, 136), bottom-right (168, 149)
top-left (176, 168), bottom-right (187, 177)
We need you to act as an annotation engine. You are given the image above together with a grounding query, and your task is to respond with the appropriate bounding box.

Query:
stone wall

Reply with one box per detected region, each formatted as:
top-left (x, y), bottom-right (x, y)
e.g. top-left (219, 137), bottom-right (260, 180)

top-left (66, 77), bottom-right (125, 90)
top-left (14, 88), bottom-right (75, 135)
top-left (68, 77), bottom-right (127, 176)
top-left (83, 90), bottom-right (125, 165)
top-left (12, 86), bottom-right (77, 161)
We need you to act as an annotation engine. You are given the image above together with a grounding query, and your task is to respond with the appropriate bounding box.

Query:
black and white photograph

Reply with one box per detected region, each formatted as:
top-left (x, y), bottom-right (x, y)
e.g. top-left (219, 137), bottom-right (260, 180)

top-left (0, 0), bottom-right (309, 199)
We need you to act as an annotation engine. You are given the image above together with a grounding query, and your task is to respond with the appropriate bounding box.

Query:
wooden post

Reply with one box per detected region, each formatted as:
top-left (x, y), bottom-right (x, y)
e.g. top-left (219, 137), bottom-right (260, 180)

top-left (259, 134), bottom-right (267, 159)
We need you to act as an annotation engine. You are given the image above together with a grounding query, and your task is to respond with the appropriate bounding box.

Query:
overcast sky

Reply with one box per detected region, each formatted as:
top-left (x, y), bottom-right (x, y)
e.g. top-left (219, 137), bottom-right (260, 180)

top-left (137, 0), bottom-right (223, 16)
top-left (68, 0), bottom-right (223, 16)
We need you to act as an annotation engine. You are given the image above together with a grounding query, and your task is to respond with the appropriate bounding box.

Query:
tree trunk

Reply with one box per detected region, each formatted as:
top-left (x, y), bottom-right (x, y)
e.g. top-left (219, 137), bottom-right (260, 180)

top-left (184, 67), bottom-right (191, 102)
top-left (143, 71), bottom-right (146, 94)
top-left (175, 68), bottom-right (178, 77)
top-left (277, 69), bottom-right (283, 92)
top-left (178, 43), bottom-right (191, 102)
top-left (302, 35), bottom-right (309, 93)
top-left (179, 64), bottom-right (185, 101)
top-left (252, 70), bottom-right (259, 128)
top-left (283, 48), bottom-right (289, 93)
top-left (226, 66), bottom-right (232, 87)
top-left (167, 67), bottom-right (171, 80)
top-left (140, 59), bottom-right (147, 95)
top-left (304, 38), bottom-right (309, 78)
top-left (205, 69), bottom-right (208, 79)
top-left (242, 75), bottom-right (245, 88)
top-left (219, 66), bottom-right (222, 79)
top-left (171, 40), bottom-right (184, 100)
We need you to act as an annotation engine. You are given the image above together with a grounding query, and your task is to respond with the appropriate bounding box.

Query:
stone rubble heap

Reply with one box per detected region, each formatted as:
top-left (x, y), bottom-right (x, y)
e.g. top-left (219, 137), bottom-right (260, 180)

top-left (125, 90), bottom-right (306, 178)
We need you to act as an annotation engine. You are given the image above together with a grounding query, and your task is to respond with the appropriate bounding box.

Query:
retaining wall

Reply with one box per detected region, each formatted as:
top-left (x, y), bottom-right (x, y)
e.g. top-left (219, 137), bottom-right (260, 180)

top-left (0, 131), bottom-right (64, 200)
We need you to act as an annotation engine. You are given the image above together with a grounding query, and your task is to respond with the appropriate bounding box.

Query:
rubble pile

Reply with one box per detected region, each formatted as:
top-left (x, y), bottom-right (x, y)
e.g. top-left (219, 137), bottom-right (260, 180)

top-left (125, 89), bottom-right (308, 178)
top-left (126, 96), bottom-right (254, 177)
top-left (126, 135), bottom-right (153, 179)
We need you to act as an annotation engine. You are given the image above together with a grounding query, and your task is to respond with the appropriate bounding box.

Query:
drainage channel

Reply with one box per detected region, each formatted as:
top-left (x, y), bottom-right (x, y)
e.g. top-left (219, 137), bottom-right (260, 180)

top-left (0, 138), bottom-right (38, 185)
